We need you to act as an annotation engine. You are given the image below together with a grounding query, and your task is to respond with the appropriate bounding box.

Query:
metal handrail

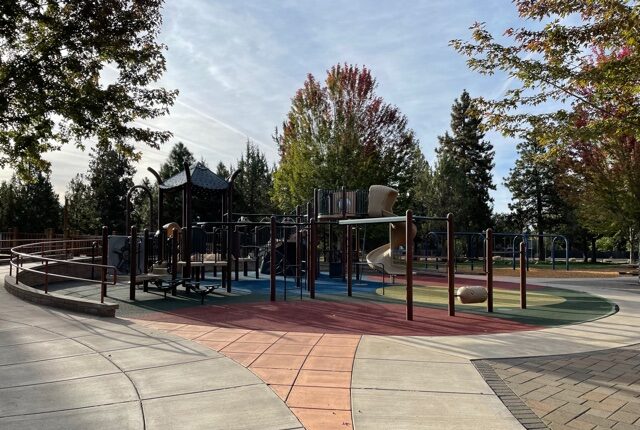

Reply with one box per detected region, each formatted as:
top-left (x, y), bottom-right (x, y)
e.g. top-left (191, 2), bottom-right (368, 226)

top-left (10, 239), bottom-right (118, 303)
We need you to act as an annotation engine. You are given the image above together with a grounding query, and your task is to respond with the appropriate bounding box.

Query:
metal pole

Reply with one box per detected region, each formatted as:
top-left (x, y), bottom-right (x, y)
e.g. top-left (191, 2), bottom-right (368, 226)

top-left (447, 213), bottom-right (455, 317)
top-left (296, 205), bottom-right (301, 289)
top-left (129, 225), bottom-right (137, 300)
top-left (310, 217), bottom-right (316, 299)
top-left (520, 241), bottom-right (527, 309)
top-left (44, 260), bottom-right (49, 294)
top-left (347, 225), bottom-right (353, 297)
top-left (171, 231), bottom-right (178, 296)
top-left (143, 229), bottom-right (149, 292)
top-left (270, 216), bottom-right (276, 301)
top-left (101, 226), bottom-right (108, 303)
top-left (254, 226), bottom-right (259, 279)
top-left (486, 228), bottom-right (493, 313)
top-left (406, 210), bottom-right (414, 321)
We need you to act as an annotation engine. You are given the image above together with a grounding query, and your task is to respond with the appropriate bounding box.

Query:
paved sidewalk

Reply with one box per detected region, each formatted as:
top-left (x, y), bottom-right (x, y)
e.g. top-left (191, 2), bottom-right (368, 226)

top-left (130, 319), bottom-right (360, 430)
top-left (350, 276), bottom-right (640, 430)
top-left (0, 268), bottom-right (301, 430)
top-left (5, 264), bottom-right (640, 430)
top-left (484, 343), bottom-right (640, 430)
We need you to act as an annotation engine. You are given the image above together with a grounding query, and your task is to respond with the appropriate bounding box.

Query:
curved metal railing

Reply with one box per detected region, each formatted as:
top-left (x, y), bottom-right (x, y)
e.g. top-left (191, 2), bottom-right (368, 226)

top-left (9, 239), bottom-right (118, 303)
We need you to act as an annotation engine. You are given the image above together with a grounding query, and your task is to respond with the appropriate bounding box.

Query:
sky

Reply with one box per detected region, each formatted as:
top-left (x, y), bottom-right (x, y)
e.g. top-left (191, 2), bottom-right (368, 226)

top-left (1, 0), bottom-right (528, 213)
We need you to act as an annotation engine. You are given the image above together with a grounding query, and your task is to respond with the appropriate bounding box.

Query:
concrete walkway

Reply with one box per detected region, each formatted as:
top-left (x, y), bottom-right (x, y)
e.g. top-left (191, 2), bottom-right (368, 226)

top-left (4, 261), bottom-right (640, 430)
top-left (0, 268), bottom-right (301, 430)
top-left (351, 276), bottom-right (640, 430)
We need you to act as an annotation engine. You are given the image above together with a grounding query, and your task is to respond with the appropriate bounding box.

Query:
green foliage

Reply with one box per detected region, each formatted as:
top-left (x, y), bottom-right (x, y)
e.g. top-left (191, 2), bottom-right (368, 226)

top-left (0, 178), bottom-right (18, 230)
top-left (421, 91), bottom-right (494, 231)
top-left (157, 142), bottom-right (195, 224)
top-left (159, 142), bottom-right (196, 180)
top-left (215, 162), bottom-right (230, 180)
top-left (0, 0), bottom-right (177, 180)
top-left (504, 133), bottom-right (565, 233)
top-left (452, 0), bottom-right (639, 252)
top-left (0, 173), bottom-right (60, 232)
top-left (87, 141), bottom-right (135, 233)
top-left (273, 63), bottom-right (424, 211)
top-left (129, 177), bottom-right (153, 230)
top-left (65, 173), bottom-right (99, 233)
top-left (451, 0), bottom-right (640, 143)
top-left (234, 140), bottom-right (274, 215)
top-left (491, 212), bottom-right (522, 233)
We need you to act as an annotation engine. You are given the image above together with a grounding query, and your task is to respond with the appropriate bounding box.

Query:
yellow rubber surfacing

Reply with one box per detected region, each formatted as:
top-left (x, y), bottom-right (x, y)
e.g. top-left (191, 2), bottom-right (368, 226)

top-left (376, 284), bottom-right (565, 308)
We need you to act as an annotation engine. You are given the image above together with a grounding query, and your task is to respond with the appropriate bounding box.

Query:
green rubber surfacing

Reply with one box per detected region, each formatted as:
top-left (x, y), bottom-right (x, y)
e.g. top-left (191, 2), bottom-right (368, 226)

top-left (377, 284), bottom-right (616, 327)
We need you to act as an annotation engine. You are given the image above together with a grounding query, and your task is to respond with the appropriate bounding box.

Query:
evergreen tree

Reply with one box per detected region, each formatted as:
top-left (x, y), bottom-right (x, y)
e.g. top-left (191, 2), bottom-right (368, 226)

top-left (0, 178), bottom-right (18, 231)
top-left (432, 90), bottom-right (495, 231)
top-left (156, 143), bottom-right (196, 225)
top-left (65, 174), bottom-right (99, 233)
top-left (234, 140), bottom-right (274, 214)
top-left (130, 177), bottom-right (153, 230)
top-left (215, 162), bottom-right (231, 180)
top-left (88, 141), bottom-right (135, 233)
top-left (159, 142), bottom-right (196, 180)
top-left (504, 135), bottom-right (564, 260)
top-left (416, 154), bottom-right (471, 221)
top-left (3, 172), bottom-right (61, 233)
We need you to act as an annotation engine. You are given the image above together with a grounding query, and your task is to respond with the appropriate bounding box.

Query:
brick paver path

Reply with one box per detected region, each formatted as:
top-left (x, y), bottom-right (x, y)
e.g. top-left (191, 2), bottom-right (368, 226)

top-left (130, 319), bottom-right (358, 430)
top-left (483, 344), bottom-right (640, 430)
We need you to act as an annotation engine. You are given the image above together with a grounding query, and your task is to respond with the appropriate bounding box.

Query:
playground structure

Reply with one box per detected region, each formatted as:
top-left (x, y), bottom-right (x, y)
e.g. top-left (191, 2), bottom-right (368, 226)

top-left (6, 161), bottom-right (560, 322)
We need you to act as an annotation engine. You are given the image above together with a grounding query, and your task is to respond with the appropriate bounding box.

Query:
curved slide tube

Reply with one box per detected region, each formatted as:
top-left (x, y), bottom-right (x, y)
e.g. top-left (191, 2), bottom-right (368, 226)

top-left (365, 185), bottom-right (417, 275)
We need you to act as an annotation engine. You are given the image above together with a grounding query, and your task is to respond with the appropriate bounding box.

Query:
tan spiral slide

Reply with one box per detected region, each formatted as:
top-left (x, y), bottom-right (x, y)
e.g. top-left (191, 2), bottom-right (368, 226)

top-left (365, 185), bottom-right (417, 275)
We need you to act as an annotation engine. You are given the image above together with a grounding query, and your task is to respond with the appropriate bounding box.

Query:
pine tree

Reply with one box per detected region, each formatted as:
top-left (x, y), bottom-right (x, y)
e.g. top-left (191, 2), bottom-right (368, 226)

top-left (234, 140), bottom-right (274, 215)
top-left (0, 179), bottom-right (18, 231)
top-left (433, 90), bottom-right (495, 231)
top-left (159, 142), bottom-right (196, 180)
top-left (9, 172), bottom-right (61, 232)
top-left (504, 135), bottom-right (564, 260)
top-left (215, 162), bottom-right (230, 180)
top-left (65, 174), bottom-right (99, 233)
top-left (88, 141), bottom-right (135, 233)
top-left (156, 143), bottom-right (196, 225)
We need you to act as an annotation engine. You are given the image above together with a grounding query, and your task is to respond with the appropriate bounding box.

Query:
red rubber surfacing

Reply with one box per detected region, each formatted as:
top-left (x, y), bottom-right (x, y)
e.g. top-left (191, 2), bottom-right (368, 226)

top-left (132, 300), bottom-right (541, 336)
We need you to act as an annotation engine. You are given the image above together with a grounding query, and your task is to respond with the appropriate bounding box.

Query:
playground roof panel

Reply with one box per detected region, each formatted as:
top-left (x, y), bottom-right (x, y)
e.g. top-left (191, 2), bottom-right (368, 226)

top-left (338, 215), bottom-right (448, 225)
top-left (160, 163), bottom-right (229, 191)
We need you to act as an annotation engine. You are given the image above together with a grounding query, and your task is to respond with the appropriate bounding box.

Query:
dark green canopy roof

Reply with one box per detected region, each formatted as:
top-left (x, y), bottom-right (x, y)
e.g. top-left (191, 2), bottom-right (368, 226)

top-left (159, 163), bottom-right (229, 191)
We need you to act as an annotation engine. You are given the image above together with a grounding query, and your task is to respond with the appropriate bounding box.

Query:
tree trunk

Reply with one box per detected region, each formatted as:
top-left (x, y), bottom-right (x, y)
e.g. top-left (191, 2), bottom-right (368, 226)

top-left (590, 237), bottom-right (597, 263)
top-left (538, 231), bottom-right (545, 263)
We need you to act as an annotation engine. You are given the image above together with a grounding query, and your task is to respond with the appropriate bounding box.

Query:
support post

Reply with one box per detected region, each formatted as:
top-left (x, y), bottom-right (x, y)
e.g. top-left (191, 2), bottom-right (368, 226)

top-left (101, 226), bottom-right (108, 303)
top-left (347, 225), bottom-right (353, 297)
top-left (446, 213), bottom-right (455, 317)
top-left (520, 241), bottom-right (527, 309)
top-left (184, 163), bottom-right (193, 287)
top-left (486, 228), bottom-right (493, 313)
top-left (143, 229), bottom-right (149, 292)
top-left (171, 231), bottom-right (178, 296)
top-left (296, 205), bottom-right (301, 289)
top-left (270, 216), bottom-right (276, 301)
top-left (129, 226), bottom-right (137, 300)
top-left (310, 217), bottom-right (316, 299)
top-left (406, 210), bottom-right (414, 321)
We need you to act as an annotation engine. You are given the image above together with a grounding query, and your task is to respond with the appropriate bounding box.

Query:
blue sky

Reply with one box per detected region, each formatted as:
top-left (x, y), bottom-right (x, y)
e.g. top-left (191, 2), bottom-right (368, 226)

top-left (2, 0), bottom-right (527, 212)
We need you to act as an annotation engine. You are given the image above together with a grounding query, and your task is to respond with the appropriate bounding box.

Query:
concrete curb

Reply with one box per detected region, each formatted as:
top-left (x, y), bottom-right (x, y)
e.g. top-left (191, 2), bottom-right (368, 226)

top-left (4, 274), bottom-right (118, 317)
